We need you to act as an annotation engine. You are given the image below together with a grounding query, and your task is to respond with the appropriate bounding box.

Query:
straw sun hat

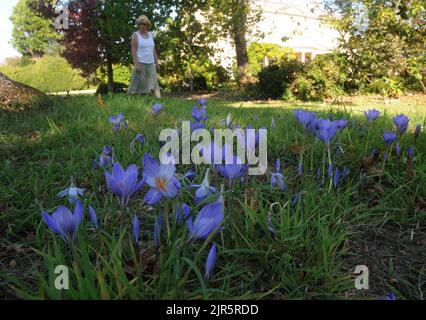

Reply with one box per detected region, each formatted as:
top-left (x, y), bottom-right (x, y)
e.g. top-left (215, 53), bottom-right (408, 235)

top-left (136, 15), bottom-right (152, 28)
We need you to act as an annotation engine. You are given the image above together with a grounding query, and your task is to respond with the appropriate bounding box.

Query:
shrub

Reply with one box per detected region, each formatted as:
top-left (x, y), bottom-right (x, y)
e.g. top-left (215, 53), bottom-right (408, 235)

top-left (257, 59), bottom-right (302, 99)
top-left (365, 77), bottom-right (405, 98)
top-left (96, 82), bottom-right (128, 95)
top-left (290, 54), bottom-right (346, 101)
top-left (0, 55), bottom-right (86, 93)
top-left (161, 59), bottom-right (230, 92)
top-left (248, 42), bottom-right (295, 75)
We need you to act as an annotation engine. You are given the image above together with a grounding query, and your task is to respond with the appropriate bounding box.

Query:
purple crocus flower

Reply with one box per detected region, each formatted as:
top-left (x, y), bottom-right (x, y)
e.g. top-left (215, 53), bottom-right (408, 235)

top-left (142, 153), bottom-right (181, 205)
top-left (109, 113), bottom-right (128, 133)
top-left (396, 142), bottom-right (401, 156)
top-left (104, 163), bottom-right (145, 208)
top-left (407, 146), bottom-right (414, 159)
top-left (342, 167), bottom-right (348, 182)
top-left (188, 197), bottom-right (224, 241)
top-left (328, 162), bottom-right (334, 178)
top-left (196, 141), bottom-right (224, 167)
top-left (183, 169), bottom-right (197, 181)
top-left (175, 203), bottom-right (191, 225)
top-left (293, 109), bottom-right (317, 131)
top-left (267, 209), bottom-right (277, 239)
top-left (190, 168), bottom-right (216, 204)
top-left (414, 124), bottom-right (421, 138)
top-left (364, 109), bottom-right (380, 123)
top-left (152, 103), bottom-right (164, 115)
top-left (270, 159), bottom-right (285, 191)
top-left (333, 167), bottom-right (340, 189)
top-left (383, 131), bottom-right (397, 146)
top-left (42, 202), bottom-right (84, 244)
top-left (335, 119), bottom-right (348, 131)
top-left (197, 98), bottom-right (208, 106)
top-left (316, 119), bottom-right (338, 146)
top-left (132, 215), bottom-right (140, 244)
top-left (190, 120), bottom-right (207, 131)
top-left (204, 243), bottom-right (217, 280)
top-left (217, 156), bottom-right (249, 182)
top-left (130, 134), bottom-right (146, 151)
top-left (88, 205), bottom-right (99, 230)
top-left (57, 182), bottom-right (84, 204)
top-left (192, 105), bottom-right (208, 122)
top-left (393, 114), bottom-right (410, 134)
top-left (94, 146), bottom-right (114, 170)
top-left (291, 192), bottom-right (302, 209)
top-left (386, 292), bottom-right (396, 300)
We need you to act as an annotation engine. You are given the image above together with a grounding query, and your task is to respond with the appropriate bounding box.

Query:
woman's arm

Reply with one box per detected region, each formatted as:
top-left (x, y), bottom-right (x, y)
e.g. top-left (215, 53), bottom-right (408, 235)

top-left (131, 33), bottom-right (141, 72)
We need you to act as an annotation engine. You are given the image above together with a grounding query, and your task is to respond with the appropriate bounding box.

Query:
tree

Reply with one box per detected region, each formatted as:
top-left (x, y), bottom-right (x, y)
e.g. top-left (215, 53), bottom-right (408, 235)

top-left (209, 0), bottom-right (263, 77)
top-left (35, 0), bottom-right (176, 93)
top-left (159, 0), bottom-right (219, 91)
top-left (10, 0), bottom-right (62, 57)
top-left (323, 0), bottom-right (426, 92)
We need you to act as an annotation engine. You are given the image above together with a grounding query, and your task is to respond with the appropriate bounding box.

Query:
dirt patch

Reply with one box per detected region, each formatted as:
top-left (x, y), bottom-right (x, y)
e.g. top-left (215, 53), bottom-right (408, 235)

top-left (0, 72), bottom-right (48, 111)
top-left (343, 221), bottom-right (426, 299)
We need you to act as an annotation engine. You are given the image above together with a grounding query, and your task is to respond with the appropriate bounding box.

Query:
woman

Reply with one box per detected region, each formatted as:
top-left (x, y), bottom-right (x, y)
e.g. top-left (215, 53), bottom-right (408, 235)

top-left (128, 15), bottom-right (161, 98)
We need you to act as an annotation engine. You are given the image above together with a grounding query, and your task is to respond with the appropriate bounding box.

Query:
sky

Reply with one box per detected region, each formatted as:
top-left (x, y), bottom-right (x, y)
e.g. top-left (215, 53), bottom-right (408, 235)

top-left (0, 0), bottom-right (20, 63)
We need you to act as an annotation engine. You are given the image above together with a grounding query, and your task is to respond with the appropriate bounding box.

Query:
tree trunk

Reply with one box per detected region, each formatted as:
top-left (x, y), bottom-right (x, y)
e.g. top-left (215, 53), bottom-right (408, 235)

top-left (106, 56), bottom-right (114, 94)
top-left (189, 70), bottom-right (195, 92)
top-left (233, 27), bottom-right (249, 69)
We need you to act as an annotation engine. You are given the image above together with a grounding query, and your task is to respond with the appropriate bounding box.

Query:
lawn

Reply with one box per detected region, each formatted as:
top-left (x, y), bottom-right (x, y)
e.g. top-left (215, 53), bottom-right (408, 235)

top-left (0, 94), bottom-right (425, 299)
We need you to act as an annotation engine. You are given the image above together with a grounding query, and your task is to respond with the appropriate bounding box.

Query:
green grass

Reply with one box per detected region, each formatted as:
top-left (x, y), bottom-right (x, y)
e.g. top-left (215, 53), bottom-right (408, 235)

top-left (0, 94), bottom-right (425, 300)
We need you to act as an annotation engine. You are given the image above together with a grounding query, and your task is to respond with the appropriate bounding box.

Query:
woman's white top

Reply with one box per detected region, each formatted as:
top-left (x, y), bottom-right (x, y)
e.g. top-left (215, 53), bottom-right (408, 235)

top-left (135, 31), bottom-right (155, 64)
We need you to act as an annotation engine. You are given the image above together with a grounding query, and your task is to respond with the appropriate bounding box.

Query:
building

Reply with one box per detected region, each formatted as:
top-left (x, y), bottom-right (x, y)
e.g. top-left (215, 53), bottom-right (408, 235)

top-left (215, 0), bottom-right (339, 69)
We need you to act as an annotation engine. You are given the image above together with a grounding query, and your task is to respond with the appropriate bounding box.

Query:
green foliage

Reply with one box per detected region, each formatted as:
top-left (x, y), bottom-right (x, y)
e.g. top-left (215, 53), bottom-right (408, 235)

top-left (324, 0), bottom-right (426, 93)
top-left (365, 77), bottom-right (406, 98)
top-left (0, 55), bottom-right (86, 93)
top-left (158, 1), bottom-right (222, 92)
top-left (247, 42), bottom-right (295, 75)
top-left (290, 54), bottom-right (346, 101)
top-left (257, 59), bottom-right (302, 99)
top-left (161, 60), bottom-right (230, 92)
top-left (97, 65), bottom-right (133, 85)
top-left (10, 0), bottom-right (61, 57)
top-left (406, 57), bottom-right (426, 92)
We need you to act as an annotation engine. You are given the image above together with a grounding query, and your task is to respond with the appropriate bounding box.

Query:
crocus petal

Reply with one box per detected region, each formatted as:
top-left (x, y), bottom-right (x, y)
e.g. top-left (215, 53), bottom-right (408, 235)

top-left (190, 200), bottom-right (224, 240)
top-left (142, 153), bottom-right (160, 180)
top-left (105, 170), bottom-right (123, 197)
top-left (205, 243), bottom-right (217, 280)
top-left (133, 215), bottom-right (140, 244)
top-left (73, 201), bottom-right (84, 224)
top-left (42, 211), bottom-right (61, 235)
top-left (145, 188), bottom-right (163, 205)
top-left (88, 205), bottom-right (99, 230)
